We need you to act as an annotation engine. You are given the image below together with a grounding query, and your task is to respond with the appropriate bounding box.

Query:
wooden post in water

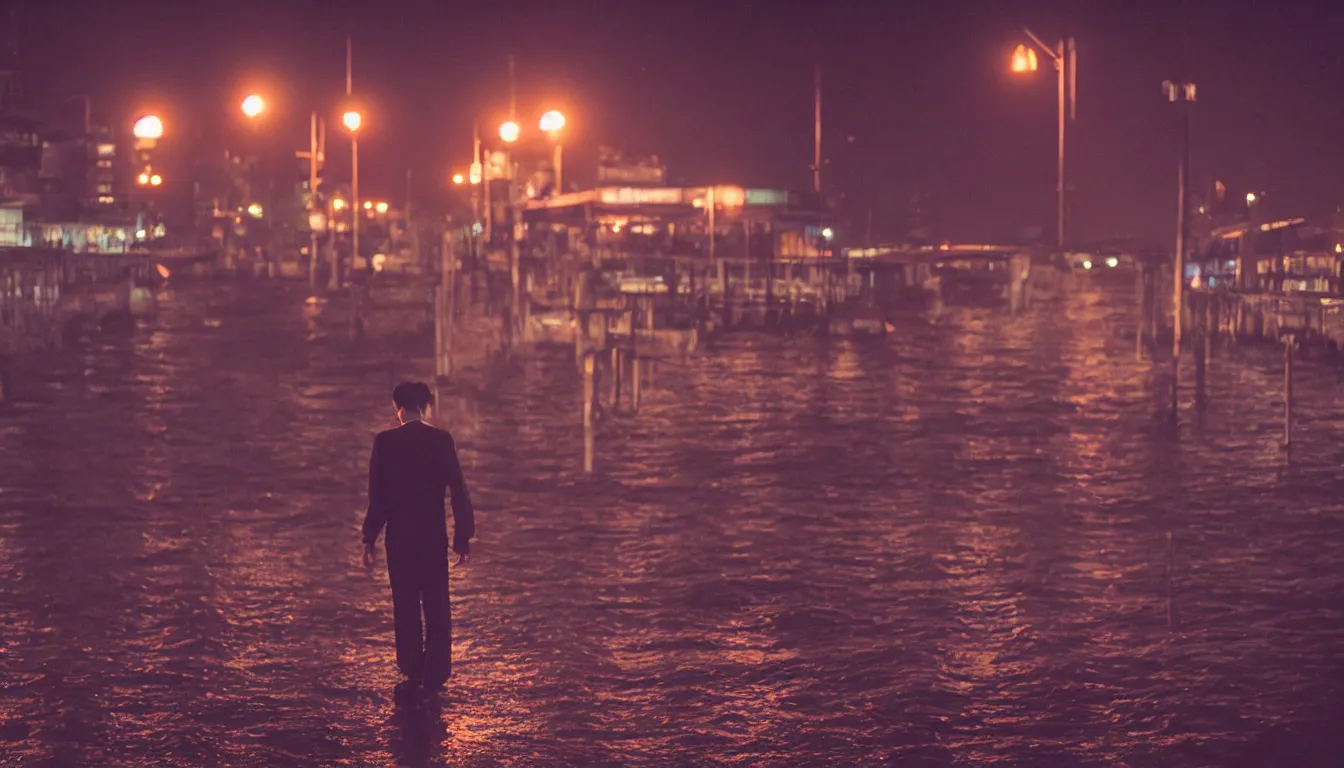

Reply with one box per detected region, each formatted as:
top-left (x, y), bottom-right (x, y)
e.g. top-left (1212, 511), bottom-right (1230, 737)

top-left (1283, 333), bottom-right (1294, 448)
top-left (436, 234), bottom-right (456, 378)
top-left (717, 258), bottom-right (728, 328)
top-left (610, 344), bottom-right (622, 411)
top-left (583, 350), bottom-right (596, 473)
top-left (1194, 292), bottom-right (1207, 409)
top-left (1135, 262), bottom-right (1147, 360)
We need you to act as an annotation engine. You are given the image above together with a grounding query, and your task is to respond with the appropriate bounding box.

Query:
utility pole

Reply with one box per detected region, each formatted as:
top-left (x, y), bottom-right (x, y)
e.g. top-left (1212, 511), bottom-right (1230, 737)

top-left (1164, 78), bottom-right (1196, 419)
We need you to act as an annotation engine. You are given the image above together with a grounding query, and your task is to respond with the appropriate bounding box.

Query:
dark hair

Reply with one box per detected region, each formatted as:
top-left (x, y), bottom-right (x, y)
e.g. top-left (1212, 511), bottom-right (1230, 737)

top-left (392, 381), bottom-right (434, 412)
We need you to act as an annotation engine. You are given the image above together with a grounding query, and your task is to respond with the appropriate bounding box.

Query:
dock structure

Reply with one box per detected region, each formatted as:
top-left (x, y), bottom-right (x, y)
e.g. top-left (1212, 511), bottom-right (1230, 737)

top-left (0, 247), bottom-right (156, 401)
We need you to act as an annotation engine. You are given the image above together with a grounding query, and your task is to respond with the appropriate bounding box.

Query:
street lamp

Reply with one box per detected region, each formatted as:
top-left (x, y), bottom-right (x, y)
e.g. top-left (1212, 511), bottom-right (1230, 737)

top-left (539, 109), bottom-right (567, 195)
top-left (498, 120), bottom-right (520, 144)
top-left (1246, 192), bottom-right (1258, 206)
top-left (150, 174), bottom-right (162, 187)
top-left (241, 94), bottom-right (266, 119)
top-left (452, 173), bottom-right (465, 185)
top-left (1012, 29), bottom-right (1076, 249)
top-left (133, 115), bottom-right (164, 140)
top-left (344, 110), bottom-right (362, 279)
top-left (375, 201), bottom-right (389, 214)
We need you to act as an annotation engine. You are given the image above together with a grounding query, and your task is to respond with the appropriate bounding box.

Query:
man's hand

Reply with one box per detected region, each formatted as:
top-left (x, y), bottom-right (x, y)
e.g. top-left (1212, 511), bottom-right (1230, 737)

top-left (362, 542), bottom-right (376, 569)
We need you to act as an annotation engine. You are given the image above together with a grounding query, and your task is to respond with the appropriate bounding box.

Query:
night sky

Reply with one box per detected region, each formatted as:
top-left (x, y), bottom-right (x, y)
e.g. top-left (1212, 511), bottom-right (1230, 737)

top-left (13, 0), bottom-right (1344, 244)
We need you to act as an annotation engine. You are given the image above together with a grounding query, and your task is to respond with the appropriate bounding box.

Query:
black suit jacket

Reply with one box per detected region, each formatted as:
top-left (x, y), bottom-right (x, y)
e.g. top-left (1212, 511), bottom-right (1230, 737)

top-left (362, 420), bottom-right (475, 557)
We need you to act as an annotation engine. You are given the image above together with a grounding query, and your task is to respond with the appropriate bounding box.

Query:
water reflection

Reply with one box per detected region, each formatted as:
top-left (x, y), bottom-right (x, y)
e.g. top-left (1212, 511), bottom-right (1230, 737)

top-left (1, 279), bottom-right (1342, 766)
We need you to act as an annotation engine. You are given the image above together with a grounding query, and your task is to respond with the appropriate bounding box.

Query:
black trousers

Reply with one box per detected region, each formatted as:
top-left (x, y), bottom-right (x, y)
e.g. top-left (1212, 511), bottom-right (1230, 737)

top-left (386, 549), bottom-right (452, 687)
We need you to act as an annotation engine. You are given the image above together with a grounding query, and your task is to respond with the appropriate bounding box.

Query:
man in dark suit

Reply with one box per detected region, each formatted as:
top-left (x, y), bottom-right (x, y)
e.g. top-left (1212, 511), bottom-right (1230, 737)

top-left (362, 381), bottom-right (475, 698)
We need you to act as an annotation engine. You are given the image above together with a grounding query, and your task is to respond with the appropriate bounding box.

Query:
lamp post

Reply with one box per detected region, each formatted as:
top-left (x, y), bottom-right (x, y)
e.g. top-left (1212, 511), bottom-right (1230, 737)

top-left (539, 109), bottom-right (566, 195)
top-left (1012, 30), bottom-right (1076, 250)
top-left (343, 110), bottom-right (362, 287)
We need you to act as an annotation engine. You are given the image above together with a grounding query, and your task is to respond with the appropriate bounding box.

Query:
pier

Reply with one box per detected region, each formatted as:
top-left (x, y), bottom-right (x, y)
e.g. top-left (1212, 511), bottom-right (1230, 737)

top-left (0, 247), bottom-right (155, 401)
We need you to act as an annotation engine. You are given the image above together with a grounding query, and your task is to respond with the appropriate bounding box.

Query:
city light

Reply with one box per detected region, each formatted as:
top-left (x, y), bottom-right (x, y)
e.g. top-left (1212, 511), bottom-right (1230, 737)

top-left (1012, 44), bottom-right (1038, 73)
top-left (241, 94), bottom-right (265, 119)
top-left (452, 173), bottom-right (465, 185)
top-left (343, 111), bottom-right (362, 133)
top-left (363, 201), bottom-right (373, 210)
top-left (149, 174), bottom-right (162, 186)
top-left (137, 172), bottom-right (150, 185)
top-left (1246, 192), bottom-right (1258, 205)
top-left (821, 227), bottom-right (835, 241)
top-left (1082, 259), bottom-right (1093, 270)
top-left (247, 203), bottom-right (264, 219)
top-left (539, 110), bottom-right (566, 134)
top-left (1105, 256), bottom-right (1119, 268)
top-left (332, 198), bottom-right (346, 211)
top-left (499, 120), bottom-right (520, 143)
top-left (133, 115), bottom-right (164, 140)
top-left (375, 202), bottom-right (389, 213)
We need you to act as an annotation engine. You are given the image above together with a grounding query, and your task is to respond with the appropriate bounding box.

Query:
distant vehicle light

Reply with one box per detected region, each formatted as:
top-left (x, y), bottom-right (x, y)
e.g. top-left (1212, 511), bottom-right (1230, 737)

top-left (1105, 256), bottom-right (1119, 268)
top-left (1082, 260), bottom-right (1093, 270)
top-left (375, 202), bottom-right (389, 214)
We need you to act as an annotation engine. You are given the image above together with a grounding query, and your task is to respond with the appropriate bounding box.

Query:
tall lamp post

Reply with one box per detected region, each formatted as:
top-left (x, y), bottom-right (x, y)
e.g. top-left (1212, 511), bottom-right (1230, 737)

top-left (1013, 30), bottom-right (1076, 250)
top-left (342, 110), bottom-right (362, 287)
top-left (539, 109), bottom-right (566, 195)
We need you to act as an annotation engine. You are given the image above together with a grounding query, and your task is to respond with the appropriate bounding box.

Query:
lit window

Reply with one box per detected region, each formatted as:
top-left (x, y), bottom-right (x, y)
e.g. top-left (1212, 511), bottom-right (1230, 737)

top-left (97, 143), bottom-right (116, 157)
top-left (96, 159), bottom-right (112, 168)
top-left (96, 184), bottom-right (112, 194)
top-left (97, 195), bottom-right (115, 204)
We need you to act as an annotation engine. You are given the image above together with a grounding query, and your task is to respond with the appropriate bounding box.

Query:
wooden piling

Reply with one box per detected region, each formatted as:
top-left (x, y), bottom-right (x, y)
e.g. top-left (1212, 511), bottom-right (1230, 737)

top-left (610, 345), bottom-right (622, 410)
top-left (1194, 293), bottom-right (1207, 409)
top-left (1135, 262), bottom-right (1147, 360)
top-left (436, 235), bottom-right (456, 378)
top-left (583, 350), bottom-right (595, 473)
top-left (1283, 334), bottom-right (1294, 448)
top-left (631, 350), bottom-right (641, 412)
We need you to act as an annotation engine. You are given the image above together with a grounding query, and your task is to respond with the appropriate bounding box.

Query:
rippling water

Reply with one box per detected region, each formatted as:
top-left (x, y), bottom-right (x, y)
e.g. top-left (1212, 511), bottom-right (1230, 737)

top-left (2, 277), bottom-right (1343, 767)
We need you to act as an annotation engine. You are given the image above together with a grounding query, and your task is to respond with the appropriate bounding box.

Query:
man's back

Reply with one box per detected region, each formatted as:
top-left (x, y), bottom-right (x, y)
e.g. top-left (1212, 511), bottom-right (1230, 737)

top-left (364, 421), bottom-right (474, 556)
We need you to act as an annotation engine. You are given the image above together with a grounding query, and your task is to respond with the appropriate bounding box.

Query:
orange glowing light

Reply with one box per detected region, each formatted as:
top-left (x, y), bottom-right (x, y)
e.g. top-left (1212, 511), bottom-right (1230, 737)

top-left (137, 172), bottom-right (150, 185)
top-left (133, 115), bottom-right (164, 139)
top-left (452, 173), bottom-right (465, 185)
top-left (1012, 44), bottom-right (1038, 73)
top-left (241, 94), bottom-right (265, 119)
top-left (343, 111), bottom-right (362, 133)
top-left (498, 121), bottom-right (520, 143)
top-left (149, 174), bottom-right (162, 186)
top-left (539, 110), bottom-right (566, 134)
top-left (375, 201), bottom-right (389, 213)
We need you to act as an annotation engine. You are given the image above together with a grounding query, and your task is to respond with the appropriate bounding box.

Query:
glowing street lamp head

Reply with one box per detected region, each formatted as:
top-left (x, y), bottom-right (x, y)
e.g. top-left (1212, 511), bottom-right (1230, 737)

top-left (343, 111), bottom-right (362, 133)
top-left (451, 173), bottom-right (465, 185)
top-left (241, 94), bottom-right (266, 119)
top-left (149, 174), bottom-right (162, 186)
top-left (363, 200), bottom-right (373, 210)
top-left (1012, 44), bottom-right (1038, 73)
top-left (138, 172), bottom-right (150, 185)
top-left (1246, 192), bottom-right (1258, 205)
top-left (499, 120), bottom-right (520, 143)
top-left (375, 202), bottom-right (389, 214)
top-left (539, 110), bottom-right (566, 134)
top-left (332, 198), bottom-right (346, 211)
top-left (133, 115), bottom-right (164, 140)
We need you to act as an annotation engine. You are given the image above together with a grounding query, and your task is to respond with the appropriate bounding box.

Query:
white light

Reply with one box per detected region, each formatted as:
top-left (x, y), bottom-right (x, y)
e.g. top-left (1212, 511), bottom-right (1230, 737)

top-left (1105, 256), bottom-right (1119, 268)
top-left (821, 227), bottom-right (834, 241)
top-left (1082, 260), bottom-right (1093, 270)
top-left (372, 253), bottom-right (387, 272)
top-left (135, 229), bottom-right (147, 240)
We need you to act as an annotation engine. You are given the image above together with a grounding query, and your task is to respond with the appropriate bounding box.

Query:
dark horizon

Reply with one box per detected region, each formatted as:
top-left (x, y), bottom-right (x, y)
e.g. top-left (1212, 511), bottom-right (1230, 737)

top-left (11, 0), bottom-right (1343, 245)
